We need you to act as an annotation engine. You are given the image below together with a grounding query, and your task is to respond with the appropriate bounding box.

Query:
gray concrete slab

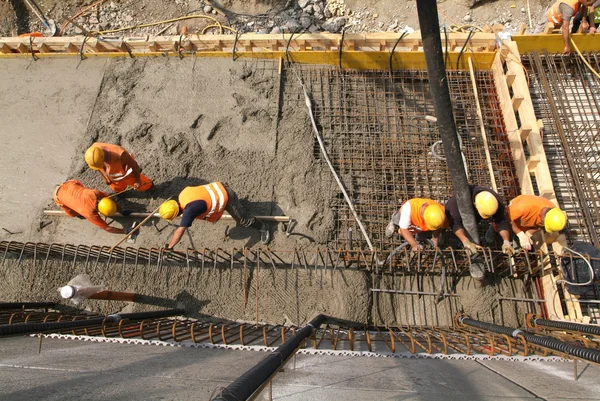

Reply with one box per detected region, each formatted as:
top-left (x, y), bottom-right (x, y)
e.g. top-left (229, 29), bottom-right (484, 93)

top-left (0, 58), bottom-right (107, 241)
top-left (2, 337), bottom-right (596, 400)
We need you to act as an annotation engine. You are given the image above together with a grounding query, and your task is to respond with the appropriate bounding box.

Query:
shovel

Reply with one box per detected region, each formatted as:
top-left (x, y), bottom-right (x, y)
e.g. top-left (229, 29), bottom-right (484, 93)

top-left (23, 0), bottom-right (57, 37)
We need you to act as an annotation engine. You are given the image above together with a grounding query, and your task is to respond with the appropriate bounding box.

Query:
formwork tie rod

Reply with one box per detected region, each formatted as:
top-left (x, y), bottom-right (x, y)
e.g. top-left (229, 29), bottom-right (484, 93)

top-left (458, 314), bottom-right (600, 364)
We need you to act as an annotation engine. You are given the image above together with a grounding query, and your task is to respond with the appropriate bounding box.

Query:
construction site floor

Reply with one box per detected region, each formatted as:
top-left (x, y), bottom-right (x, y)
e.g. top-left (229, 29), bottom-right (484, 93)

top-left (1, 336), bottom-right (598, 400)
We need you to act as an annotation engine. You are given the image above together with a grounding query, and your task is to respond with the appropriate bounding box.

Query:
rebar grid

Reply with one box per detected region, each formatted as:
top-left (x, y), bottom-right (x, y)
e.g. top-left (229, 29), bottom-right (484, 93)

top-left (2, 308), bottom-right (593, 361)
top-left (1, 241), bottom-right (576, 278)
top-left (286, 65), bottom-right (520, 250)
top-left (524, 52), bottom-right (600, 246)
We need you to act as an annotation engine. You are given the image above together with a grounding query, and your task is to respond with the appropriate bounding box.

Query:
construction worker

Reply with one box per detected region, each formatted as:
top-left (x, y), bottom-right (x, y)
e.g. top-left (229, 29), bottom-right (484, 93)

top-left (507, 195), bottom-right (567, 251)
top-left (572, 0), bottom-right (600, 33)
top-left (159, 181), bottom-right (271, 249)
top-left (53, 180), bottom-right (125, 234)
top-left (445, 185), bottom-right (514, 255)
top-left (534, 0), bottom-right (594, 54)
top-left (385, 198), bottom-right (448, 251)
top-left (84, 143), bottom-right (153, 193)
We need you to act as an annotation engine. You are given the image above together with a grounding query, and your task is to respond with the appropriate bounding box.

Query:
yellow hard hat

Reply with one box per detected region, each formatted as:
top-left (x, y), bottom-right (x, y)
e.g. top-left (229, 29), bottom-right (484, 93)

top-left (544, 208), bottom-right (566, 233)
top-left (97, 197), bottom-right (117, 217)
top-left (474, 191), bottom-right (499, 219)
top-left (423, 204), bottom-right (446, 231)
top-left (159, 200), bottom-right (180, 221)
top-left (85, 145), bottom-right (105, 170)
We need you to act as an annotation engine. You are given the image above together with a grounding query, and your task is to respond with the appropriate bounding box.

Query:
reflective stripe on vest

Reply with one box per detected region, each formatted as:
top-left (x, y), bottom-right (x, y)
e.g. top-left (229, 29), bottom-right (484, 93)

top-left (96, 143), bottom-right (134, 181)
top-left (548, 0), bottom-right (581, 26)
top-left (204, 182), bottom-right (226, 220)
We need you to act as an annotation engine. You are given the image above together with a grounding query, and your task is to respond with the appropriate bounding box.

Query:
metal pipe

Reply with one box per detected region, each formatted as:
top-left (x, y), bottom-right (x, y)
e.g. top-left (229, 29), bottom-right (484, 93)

top-left (458, 315), bottom-right (600, 364)
top-left (0, 309), bottom-right (183, 337)
top-left (0, 302), bottom-right (55, 310)
top-left (43, 210), bottom-right (291, 222)
top-left (416, 0), bottom-right (480, 245)
top-left (532, 317), bottom-right (600, 337)
top-left (371, 289), bottom-right (459, 297)
top-left (213, 314), bottom-right (326, 401)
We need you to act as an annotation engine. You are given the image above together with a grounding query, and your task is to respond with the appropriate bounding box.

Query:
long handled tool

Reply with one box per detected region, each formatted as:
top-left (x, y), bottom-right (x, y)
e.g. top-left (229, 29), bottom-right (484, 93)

top-left (106, 186), bottom-right (133, 199)
top-left (109, 204), bottom-right (162, 252)
top-left (22, 0), bottom-right (57, 36)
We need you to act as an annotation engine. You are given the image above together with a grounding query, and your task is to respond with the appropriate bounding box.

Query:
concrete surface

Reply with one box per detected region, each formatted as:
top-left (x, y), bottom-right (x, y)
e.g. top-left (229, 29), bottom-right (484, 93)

top-left (0, 337), bottom-right (598, 400)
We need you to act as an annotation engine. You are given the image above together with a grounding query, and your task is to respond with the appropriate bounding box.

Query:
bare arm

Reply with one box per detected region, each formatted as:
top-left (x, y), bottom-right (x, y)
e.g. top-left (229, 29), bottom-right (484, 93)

top-left (453, 228), bottom-right (469, 244)
top-left (167, 227), bottom-right (187, 249)
top-left (562, 19), bottom-right (572, 53)
top-left (400, 228), bottom-right (418, 249)
top-left (431, 230), bottom-right (440, 248)
top-left (499, 228), bottom-right (511, 242)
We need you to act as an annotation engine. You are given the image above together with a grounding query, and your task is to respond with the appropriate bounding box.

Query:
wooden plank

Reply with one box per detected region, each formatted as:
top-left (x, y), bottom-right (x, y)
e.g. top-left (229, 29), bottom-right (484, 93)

top-left (512, 94), bottom-right (524, 110)
top-left (542, 273), bottom-right (565, 320)
top-left (490, 51), bottom-right (535, 195)
top-left (527, 155), bottom-right (540, 171)
top-left (505, 72), bottom-right (516, 87)
top-left (519, 125), bottom-right (532, 141)
top-left (468, 56), bottom-right (497, 192)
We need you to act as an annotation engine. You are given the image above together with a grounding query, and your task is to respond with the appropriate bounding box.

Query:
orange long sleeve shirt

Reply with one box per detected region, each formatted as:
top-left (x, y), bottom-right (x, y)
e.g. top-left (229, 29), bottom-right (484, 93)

top-left (507, 195), bottom-right (555, 232)
top-left (53, 180), bottom-right (109, 230)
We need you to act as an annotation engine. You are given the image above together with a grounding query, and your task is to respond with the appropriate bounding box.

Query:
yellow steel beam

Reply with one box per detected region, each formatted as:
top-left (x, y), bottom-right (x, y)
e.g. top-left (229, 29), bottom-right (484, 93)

top-left (512, 33), bottom-right (600, 54)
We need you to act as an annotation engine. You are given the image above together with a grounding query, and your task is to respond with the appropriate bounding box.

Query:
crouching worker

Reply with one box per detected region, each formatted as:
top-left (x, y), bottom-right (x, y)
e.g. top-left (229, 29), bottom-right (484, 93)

top-left (385, 198), bottom-right (448, 251)
top-left (445, 185), bottom-right (514, 255)
top-left (507, 195), bottom-right (567, 251)
top-left (85, 143), bottom-right (153, 192)
top-left (53, 180), bottom-right (125, 234)
top-left (159, 181), bottom-right (271, 249)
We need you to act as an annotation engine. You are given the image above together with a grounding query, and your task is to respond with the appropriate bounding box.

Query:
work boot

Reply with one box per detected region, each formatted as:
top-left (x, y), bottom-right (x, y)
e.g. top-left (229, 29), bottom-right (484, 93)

top-left (484, 225), bottom-right (496, 244)
top-left (260, 223), bottom-right (271, 244)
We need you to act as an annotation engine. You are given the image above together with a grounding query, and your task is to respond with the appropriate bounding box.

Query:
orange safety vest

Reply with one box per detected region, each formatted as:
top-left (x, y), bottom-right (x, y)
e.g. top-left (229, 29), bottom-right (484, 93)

top-left (179, 182), bottom-right (229, 223)
top-left (95, 142), bottom-right (135, 182)
top-left (547, 0), bottom-right (581, 26)
top-left (407, 198), bottom-right (441, 232)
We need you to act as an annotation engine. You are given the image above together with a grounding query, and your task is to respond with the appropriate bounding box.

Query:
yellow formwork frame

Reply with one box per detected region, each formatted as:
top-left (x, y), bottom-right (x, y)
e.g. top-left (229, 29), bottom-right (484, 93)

top-left (512, 33), bottom-right (600, 54)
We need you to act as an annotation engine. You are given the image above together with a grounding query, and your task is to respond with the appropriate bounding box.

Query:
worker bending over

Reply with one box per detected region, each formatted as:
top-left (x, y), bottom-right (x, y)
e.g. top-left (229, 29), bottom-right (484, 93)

top-left (85, 143), bottom-right (153, 192)
top-left (535, 0), bottom-right (594, 54)
top-left (507, 195), bottom-right (567, 251)
top-left (53, 180), bottom-right (124, 234)
top-left (445, 185), bottom-right (513, 255)
top-left (159, 181), bottom-right (271, 249)
top-left (385, 198), bottom-right (448, 251)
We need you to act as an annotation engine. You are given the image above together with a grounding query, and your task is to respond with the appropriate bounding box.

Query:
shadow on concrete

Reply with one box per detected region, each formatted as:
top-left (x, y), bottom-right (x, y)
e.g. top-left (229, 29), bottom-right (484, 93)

top-left (8, 0), bottom-right (30, 35)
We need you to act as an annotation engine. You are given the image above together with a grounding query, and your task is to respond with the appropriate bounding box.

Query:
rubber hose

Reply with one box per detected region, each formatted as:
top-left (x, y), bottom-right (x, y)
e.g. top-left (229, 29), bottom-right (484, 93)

top-left (0, 302), bottom-right (55, 310)
top-left (533, 317), bottom-right (600, 337)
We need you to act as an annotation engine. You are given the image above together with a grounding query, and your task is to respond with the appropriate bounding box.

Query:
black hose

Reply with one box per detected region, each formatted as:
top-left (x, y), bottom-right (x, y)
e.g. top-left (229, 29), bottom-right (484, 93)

top-left (0, 309), bottom-right (183, 337)
top-left (213, 314), bottom-right (326, 401)
top-left (459, 316), bottom-right (600, 364)
top-left (456, 29), bottom-right (475, 70)
top-left (0, 302), bottom-right (55, 310)
top-left (389, 31), bottom-right (408, 72)
top-left (533, 317), bottom-right (600, 337)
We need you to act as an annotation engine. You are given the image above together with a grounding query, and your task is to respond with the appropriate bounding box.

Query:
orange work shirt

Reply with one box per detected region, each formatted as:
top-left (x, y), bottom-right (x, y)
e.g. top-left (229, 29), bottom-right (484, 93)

top-left (94, 142), bottom-right (138, 183)
top-left (507, 195), bottom-right (555, 232)
top-left (53, 180), bottom-right (109, 230)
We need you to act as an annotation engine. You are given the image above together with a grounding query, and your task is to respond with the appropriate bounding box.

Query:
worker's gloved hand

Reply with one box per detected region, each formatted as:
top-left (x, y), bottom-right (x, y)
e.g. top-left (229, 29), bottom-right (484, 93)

top-left (591, 27), bottom-right (597, 35)
top-left (133, 181), bottom-right (141, 189)
top-left (517, 232), bottom-right (532, 251)
top-left (502, 240), bottom-right (514, 255)
top-left (462, 239), bottom-right (480, 256)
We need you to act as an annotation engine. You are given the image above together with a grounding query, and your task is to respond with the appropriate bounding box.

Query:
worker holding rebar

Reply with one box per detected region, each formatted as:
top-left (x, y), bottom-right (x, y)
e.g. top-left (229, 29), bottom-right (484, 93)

top-left (385, 198), bottom-right (448, 251)
top-left (445, 185), bottom-right (513, 255)
top-left (507, 195), bottom-right (567, 251)
top-left (53, 180), bottom-right (125, 234)
top-left (159, 181), bottom-right (271, 249)
top-left (534, 0), bottom-right (594, 54)
top-left (84, 143), bottom-right (153, 193)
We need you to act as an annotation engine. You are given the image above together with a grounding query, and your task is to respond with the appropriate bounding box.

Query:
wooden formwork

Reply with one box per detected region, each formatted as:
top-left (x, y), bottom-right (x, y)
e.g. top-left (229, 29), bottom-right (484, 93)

top-left (491, 39), bottom-right (588, 322)
top-left (0, 32), bottom-right (497, 70)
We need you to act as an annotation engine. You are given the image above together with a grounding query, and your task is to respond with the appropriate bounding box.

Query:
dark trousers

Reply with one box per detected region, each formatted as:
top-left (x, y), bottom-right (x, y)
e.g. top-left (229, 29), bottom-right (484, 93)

top-left (222, 182), bottom-right (261, 229)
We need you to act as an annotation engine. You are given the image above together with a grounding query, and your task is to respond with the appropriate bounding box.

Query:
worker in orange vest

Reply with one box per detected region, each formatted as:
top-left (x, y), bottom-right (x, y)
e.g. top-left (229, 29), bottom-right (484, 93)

top-left (159, 181), bottom-right (270, 249)
top-left (53, 180), bottom-right (125, 234)
top-left (385, 198), bottom-right (448, 251)
top-left (535, 0), bottom-right (594, 54)
top-left (507, 195), bottom-right (567, 251)
top-left (84, 143), bottom-right (153, 193)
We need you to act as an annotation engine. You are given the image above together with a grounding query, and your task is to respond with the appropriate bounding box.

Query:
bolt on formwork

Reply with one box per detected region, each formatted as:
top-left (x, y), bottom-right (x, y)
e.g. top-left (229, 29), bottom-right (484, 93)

top-left (285, 65), bottom-right (521, 251)
top-left (524, 51), bottom-right (600, 319)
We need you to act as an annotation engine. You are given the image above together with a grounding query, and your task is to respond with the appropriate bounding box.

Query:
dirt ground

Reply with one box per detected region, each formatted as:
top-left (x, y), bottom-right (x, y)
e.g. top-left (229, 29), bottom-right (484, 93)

top-left (0, 0), bottom-right (550, 37)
